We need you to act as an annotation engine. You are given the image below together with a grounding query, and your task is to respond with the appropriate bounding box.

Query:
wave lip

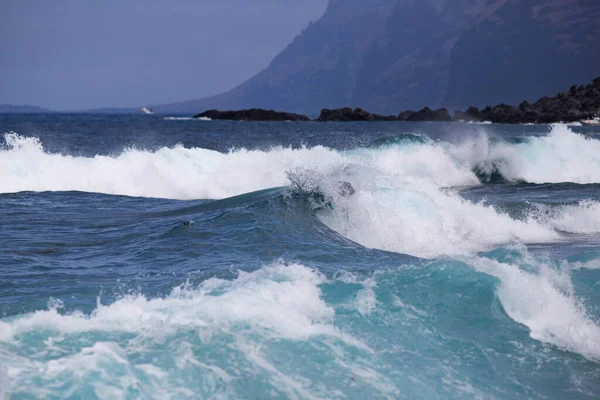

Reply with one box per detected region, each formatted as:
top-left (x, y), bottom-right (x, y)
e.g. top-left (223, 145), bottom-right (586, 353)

top-left (470, 251), bottom-right (600, 361)
top-left (315, 180), bottom-right (561, 258)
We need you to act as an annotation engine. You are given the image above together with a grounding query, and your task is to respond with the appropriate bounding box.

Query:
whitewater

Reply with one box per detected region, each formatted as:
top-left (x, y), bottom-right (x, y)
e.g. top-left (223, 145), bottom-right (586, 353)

top-left (5, 124), bottom-right (600, 199)
top-left (1, 115), bottom-right (599, 399)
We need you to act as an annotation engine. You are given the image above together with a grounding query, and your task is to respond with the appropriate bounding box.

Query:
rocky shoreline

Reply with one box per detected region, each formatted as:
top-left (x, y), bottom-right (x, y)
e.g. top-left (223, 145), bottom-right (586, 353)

top-left (194, 77), bottom-right (600, 123)
top-left (193, 108), bottom-right (310, 121)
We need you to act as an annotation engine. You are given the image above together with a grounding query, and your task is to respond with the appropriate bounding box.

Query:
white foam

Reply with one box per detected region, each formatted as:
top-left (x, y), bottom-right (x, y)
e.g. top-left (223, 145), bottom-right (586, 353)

top-left (355, 278), bottom-right (377, 316)
top-left (0, 262), bottom-right (346, 343)
top-left (4, 125), bottom-right (600, 200)
top-left (0, 132), bottom-right (479, 199)
top-left (536, 200), bottom-right (600, 234)
top-left (465, 124), bottom-right (600, 184)
top-left (0, 263), bottom-right (394, 398)
top-left (0, 133), bottom-right (348, 199)
top-left (469, 254), bottom-right (600, 360)
top-left (317, 181), bottom-right (559, 258)
top-left (0, 361), bottom-right (9, 400)
top-left (163, 116), bottom-right (210, 121)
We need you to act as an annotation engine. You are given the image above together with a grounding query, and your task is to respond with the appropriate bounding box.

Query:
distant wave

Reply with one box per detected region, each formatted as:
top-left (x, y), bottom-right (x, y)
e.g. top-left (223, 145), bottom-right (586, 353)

top-left (163, 116), bottom-right (210, 121)
top-left (2, 125), bottom-right (599, 199)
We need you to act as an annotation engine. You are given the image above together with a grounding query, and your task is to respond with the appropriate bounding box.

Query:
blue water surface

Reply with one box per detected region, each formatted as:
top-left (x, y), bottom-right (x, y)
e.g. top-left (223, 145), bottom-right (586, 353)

top-left (1, 114), bottom-right (599, 399)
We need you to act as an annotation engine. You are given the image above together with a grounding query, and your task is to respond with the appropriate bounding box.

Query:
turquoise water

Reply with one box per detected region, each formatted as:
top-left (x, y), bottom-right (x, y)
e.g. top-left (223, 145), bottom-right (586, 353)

top-left (0, 115), bottom-right (599, 399)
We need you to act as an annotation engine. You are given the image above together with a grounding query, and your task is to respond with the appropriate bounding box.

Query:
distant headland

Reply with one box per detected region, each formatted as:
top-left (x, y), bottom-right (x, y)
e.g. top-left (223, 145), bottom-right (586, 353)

top-left (193, 77), bottom-right (600, 124)
top-left (0, 104), bottom-right (52, 113)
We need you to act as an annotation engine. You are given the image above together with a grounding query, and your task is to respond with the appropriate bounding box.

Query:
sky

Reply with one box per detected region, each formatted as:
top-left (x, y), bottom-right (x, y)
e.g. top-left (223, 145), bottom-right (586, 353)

top-left (0, 0), bottom-right (327, 110)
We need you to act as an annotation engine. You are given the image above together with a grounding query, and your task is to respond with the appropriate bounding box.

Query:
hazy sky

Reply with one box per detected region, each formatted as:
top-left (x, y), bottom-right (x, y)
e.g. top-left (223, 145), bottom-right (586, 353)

top-left (0, 0), bottom-right (327, 110)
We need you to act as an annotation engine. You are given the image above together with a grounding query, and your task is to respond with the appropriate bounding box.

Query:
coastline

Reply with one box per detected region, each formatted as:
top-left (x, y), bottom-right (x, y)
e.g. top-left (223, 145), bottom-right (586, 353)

top-left (192, 76), bottom-right (600, 124)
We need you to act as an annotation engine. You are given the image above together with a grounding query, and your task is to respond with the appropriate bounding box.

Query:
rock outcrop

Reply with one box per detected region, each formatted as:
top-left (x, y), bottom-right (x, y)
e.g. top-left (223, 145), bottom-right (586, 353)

top-left (453, 106), bottom-right (482, 122)
top-left (406, 107), bottom-right (452, 122)
top-left (453, 76), bottom-right (600, 123)
top-left (194, 108), bottom-right (309, 121)
top-left (195, 77), bottom-right (600, 124)
top-left (317, 106), bottom-right (451, 122)
top-left (317, 108), bottom-right (396, 121)
top-left (397, 110), bottom-right (416, 121)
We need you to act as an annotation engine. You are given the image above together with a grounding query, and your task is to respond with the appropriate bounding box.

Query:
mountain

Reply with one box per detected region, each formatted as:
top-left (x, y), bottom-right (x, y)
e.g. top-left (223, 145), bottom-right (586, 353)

top-left (0, 104), bottom-right (52, 113)
top-left (445, 0), bottom-right (600, 107)
top-left (154, 0), bottom-right (600, 115)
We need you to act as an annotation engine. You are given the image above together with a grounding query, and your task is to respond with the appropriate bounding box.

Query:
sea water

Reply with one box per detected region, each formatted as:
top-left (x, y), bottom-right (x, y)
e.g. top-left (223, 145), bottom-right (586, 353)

top-left (0, 114), bottom-right (599, 399)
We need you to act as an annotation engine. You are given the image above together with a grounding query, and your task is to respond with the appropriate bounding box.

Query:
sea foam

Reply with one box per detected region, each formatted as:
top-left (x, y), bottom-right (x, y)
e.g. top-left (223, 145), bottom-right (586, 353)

top-left (0, 262), bottom-right (390, 399)
top-left (457, 124), bottom-right (600, 184)
top-left (470, 250), bottom-right (600, 361)
top-left (2, 257), bottom-right (598, 399)
top-left (316, 181), bottom-right (560, 258)
top-left (2, 125), bottom-right (599, 200)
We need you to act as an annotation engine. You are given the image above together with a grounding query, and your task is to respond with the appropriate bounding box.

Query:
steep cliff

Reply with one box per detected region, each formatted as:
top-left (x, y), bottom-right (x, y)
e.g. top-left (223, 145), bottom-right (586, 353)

top-left (445, 0), bottom-right (600, 107)
top-left (156, 0), bottom-right (600, 115)
top-left (156, 0), bottom-right (397, 114)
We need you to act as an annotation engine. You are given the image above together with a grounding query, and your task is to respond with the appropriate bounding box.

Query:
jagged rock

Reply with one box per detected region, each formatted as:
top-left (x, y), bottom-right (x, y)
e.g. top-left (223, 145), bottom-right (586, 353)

top-left (407, 107), bottom-right (452, 122)
top-left (193, 108), bottom-right (309, 121)
top-left (474, 76), bottom-right (600, 123)
top-left (397, 110), bottom-right (416, 121)
top-left (195, 77), bottom-right (600, 125)
top-left (317, 108), bottom-right (396, 121)
top-left (479, 104), bottom-right (520, 124)
top-left (434, 108), bottom-right (453, 121)
top-left (453, 106), bottom-right (481, 122)
top-left (407, 107), bottom-right (434, 121)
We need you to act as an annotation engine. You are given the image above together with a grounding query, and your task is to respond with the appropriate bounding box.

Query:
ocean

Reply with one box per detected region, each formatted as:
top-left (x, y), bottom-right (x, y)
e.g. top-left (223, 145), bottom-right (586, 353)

top-left (0, 114), bottom-right (599, 399)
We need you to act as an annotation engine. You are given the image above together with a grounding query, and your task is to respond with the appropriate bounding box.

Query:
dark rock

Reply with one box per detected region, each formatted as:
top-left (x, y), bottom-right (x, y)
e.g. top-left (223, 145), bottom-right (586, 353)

top-left (570, 85), bottom-right (578, 94)
top-left (336, 181), bottom-right (355, 197)
top-left (408, 107), bottom-right (434, 121)
top-left (397, 110), bottom-right (416, 121)
top-left (476, 76), bottom-right (600, 123)
top-left (453, 106), bottom-right (481, 121)
top-left (317, 108), bottom-right (396, 122)
top-left (195, 76), bottom-right (600, 125)
top-left (433, 108), bottom-right (452, 121)
top-left (519, 101), bottom-right (530, 110)
top-left (194, 108), bottom-right (309, 121)
top-left (480, 104), bottom-right (521, 124)
top-left (407, 107), bottom-right (452, 122)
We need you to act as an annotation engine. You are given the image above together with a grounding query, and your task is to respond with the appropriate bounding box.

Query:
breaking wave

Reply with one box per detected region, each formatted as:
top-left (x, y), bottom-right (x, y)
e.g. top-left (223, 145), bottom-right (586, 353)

top-left (1, 254), bottom-right (598, 399)
top-left (2, 125), bottom-right (599, 200)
